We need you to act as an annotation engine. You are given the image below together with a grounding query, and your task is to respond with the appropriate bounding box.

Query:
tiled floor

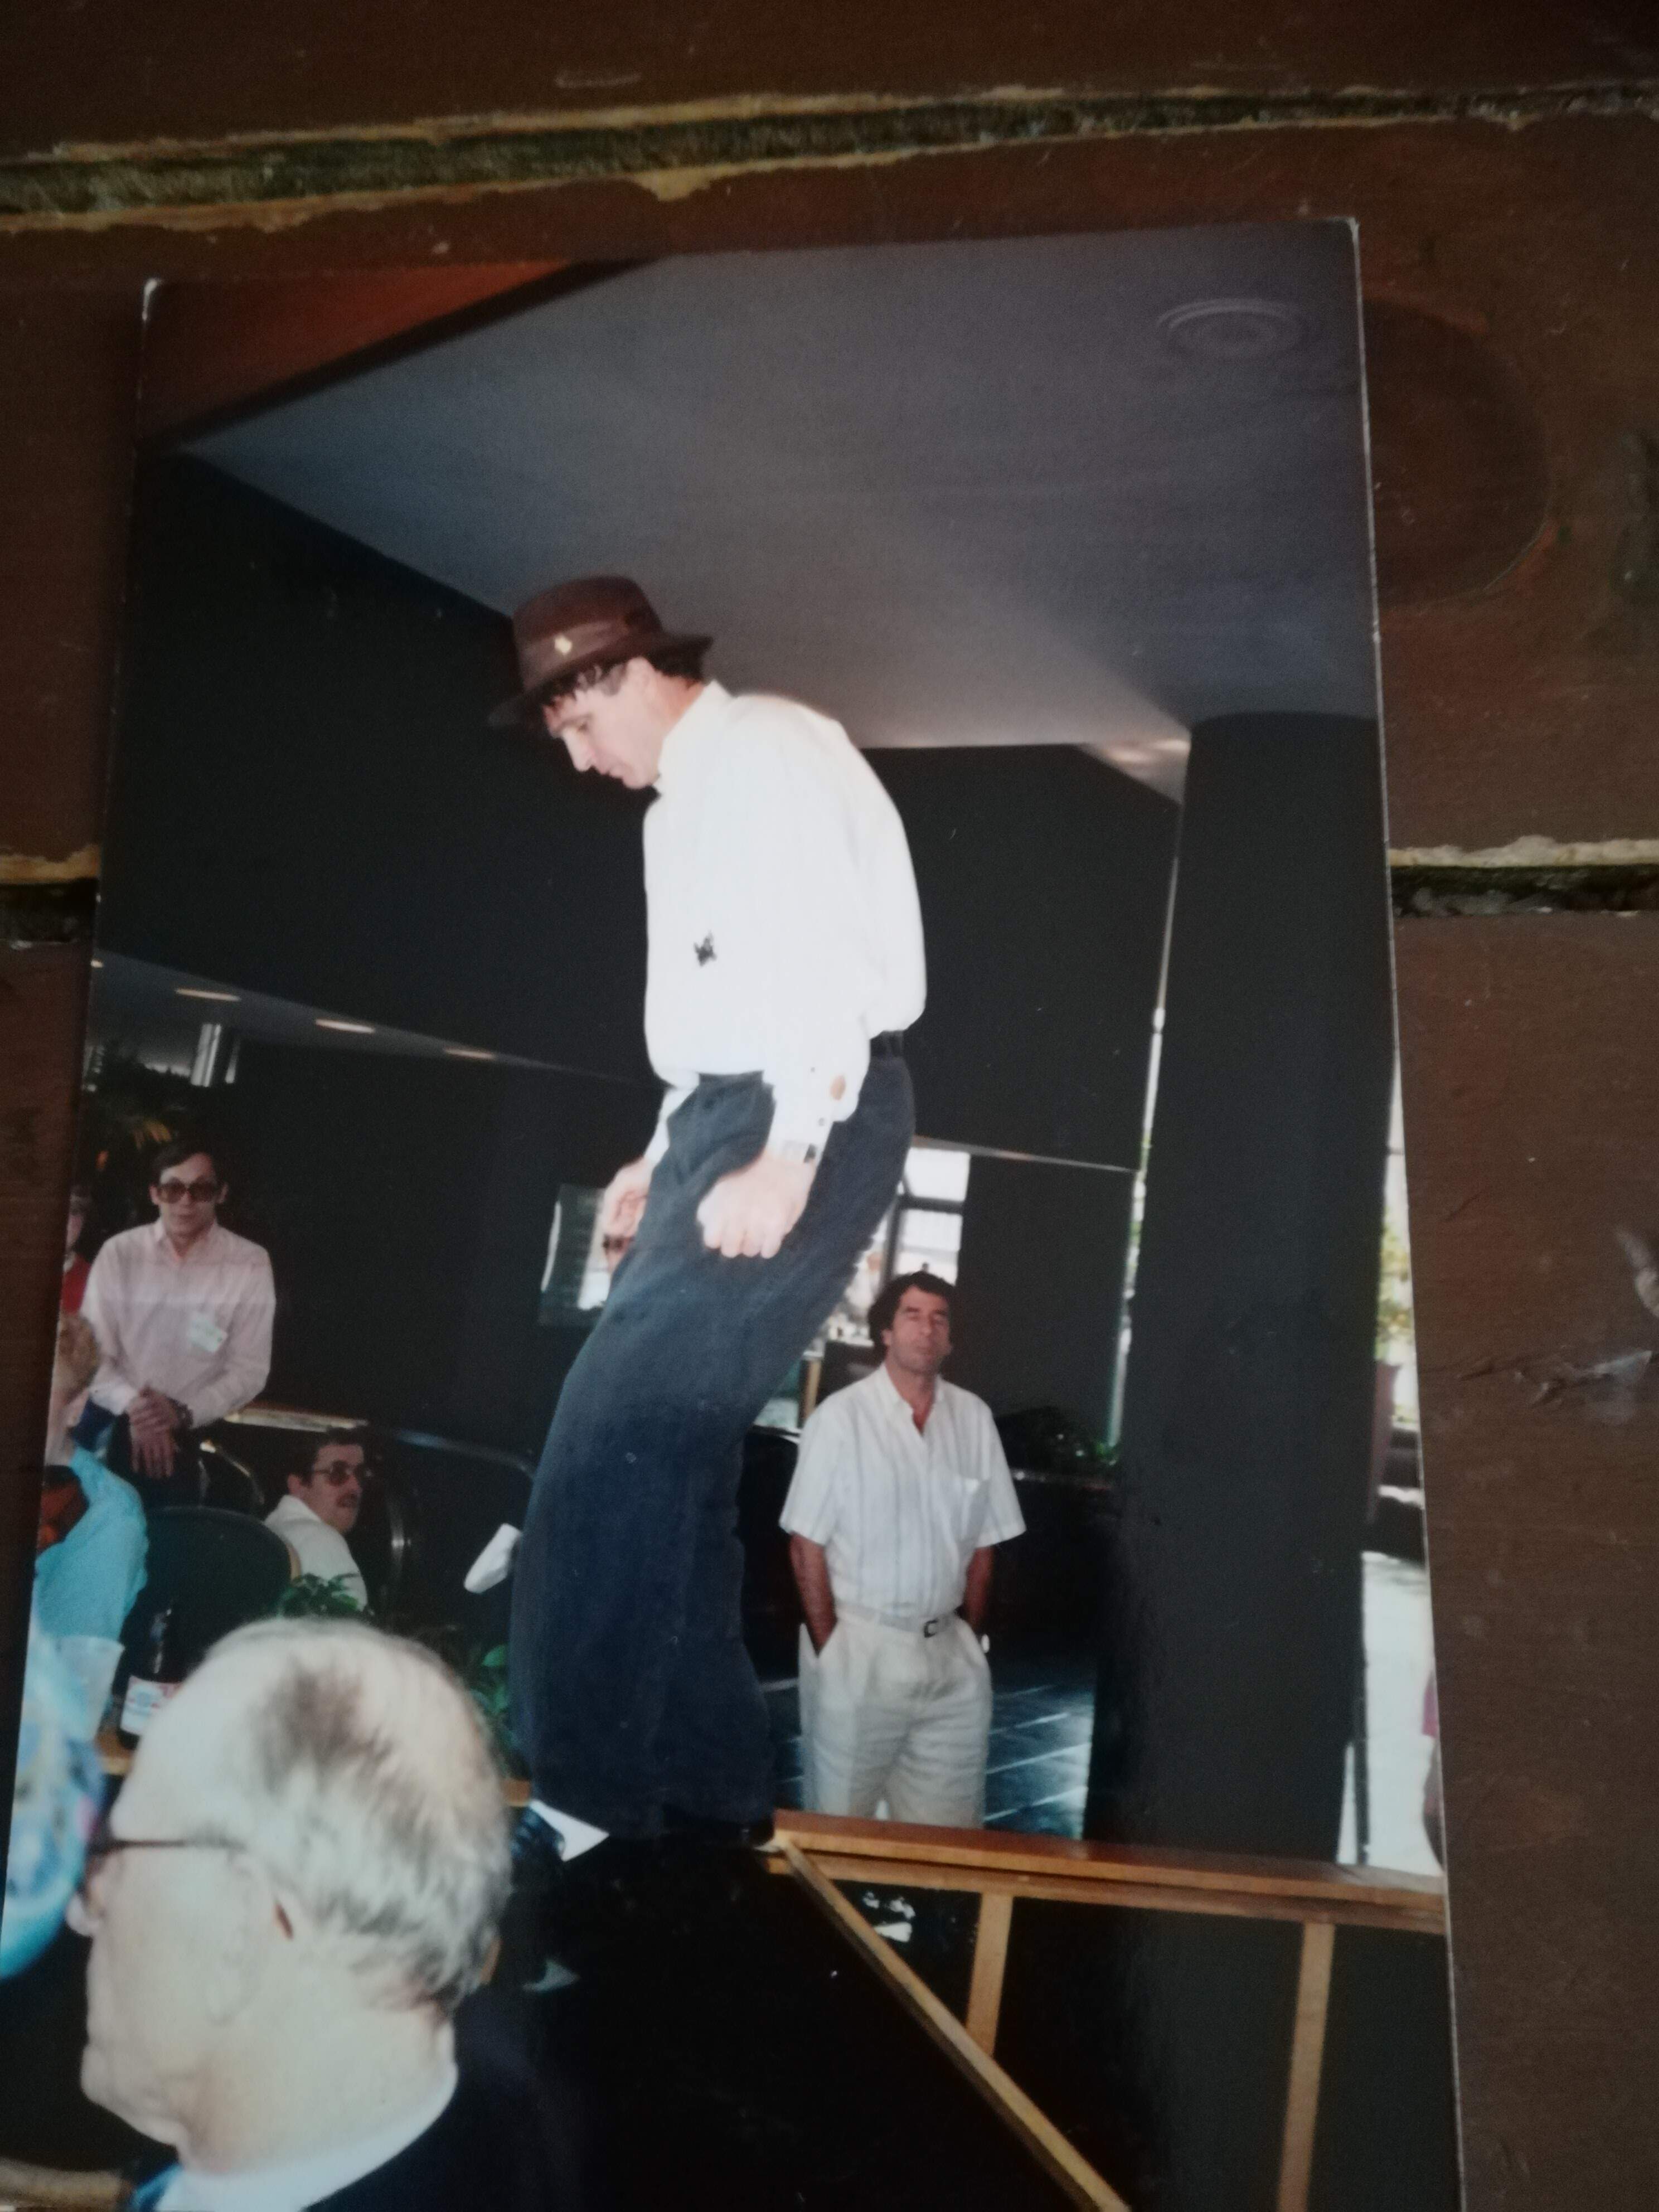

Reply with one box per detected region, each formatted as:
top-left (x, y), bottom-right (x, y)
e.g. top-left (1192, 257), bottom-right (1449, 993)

top-left (764, 1646), bottom-right (1098, 1837)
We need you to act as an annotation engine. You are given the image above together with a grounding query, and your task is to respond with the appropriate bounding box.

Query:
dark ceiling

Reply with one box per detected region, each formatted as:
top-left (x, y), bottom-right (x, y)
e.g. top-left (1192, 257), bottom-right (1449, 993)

top-left (193, 220), bottom-right (1378, 799)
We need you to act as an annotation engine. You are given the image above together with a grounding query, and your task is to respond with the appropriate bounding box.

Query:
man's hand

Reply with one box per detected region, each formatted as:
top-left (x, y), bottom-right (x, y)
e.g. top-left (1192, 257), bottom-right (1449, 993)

top-left (789, 1535), bottom-right (838, 1655)
top-left (599, 1156), bottom-right (653, 1264)
top-left (128, 1387), bottom-right (182, 1479)
top-left (697, 1151), bottom-right (816, 1260)
top-left (962, 1544), bottom-right (996, 1636)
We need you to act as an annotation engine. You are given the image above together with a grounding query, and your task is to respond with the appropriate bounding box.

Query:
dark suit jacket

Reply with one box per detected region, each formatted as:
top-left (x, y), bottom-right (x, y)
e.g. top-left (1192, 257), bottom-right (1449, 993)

top-left (313, 2068), bottom-right (563, 2211)
top-left (313, 1986), bottom-right (593, 2212)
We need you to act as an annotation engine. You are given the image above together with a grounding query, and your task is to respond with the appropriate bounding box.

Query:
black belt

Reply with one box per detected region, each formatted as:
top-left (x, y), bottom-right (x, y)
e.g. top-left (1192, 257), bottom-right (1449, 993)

top-left (870, 1031), bottom-right (906, 1059)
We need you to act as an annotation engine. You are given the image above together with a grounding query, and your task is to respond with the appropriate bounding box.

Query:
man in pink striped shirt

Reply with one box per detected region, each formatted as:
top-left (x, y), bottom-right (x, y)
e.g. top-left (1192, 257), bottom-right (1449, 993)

top-left (81, 1137), bottom-right (275, 1490)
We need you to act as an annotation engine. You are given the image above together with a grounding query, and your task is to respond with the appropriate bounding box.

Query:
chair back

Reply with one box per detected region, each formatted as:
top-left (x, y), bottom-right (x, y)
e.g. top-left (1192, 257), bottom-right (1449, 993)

top-left (121, 1507), bottom-right (293, 1673)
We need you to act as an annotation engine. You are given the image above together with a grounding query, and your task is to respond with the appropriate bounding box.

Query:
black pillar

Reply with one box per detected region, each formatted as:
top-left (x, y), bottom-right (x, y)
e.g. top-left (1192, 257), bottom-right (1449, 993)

top-left (1086, 714), bottom-right (1393, 1858)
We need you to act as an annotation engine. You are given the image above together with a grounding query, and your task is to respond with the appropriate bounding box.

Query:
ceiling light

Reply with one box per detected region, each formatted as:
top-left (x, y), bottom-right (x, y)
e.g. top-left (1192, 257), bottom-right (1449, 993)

top-left (176, 986), bottom-right (241, 1003)
top-left (316, 1017), bottom-right (376, 1035)
top-left (90, 958), bottom-right (103, 969)
top-left (1157, 298), bottom-right (1309, 363)
top-left (443, 1045), bottom-right (497, 1061)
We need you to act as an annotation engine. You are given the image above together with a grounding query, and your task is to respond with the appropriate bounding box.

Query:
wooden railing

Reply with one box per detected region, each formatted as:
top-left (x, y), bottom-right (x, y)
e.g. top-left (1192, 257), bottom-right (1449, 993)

top-left (768, 1810), bottom-right (1446, 2212)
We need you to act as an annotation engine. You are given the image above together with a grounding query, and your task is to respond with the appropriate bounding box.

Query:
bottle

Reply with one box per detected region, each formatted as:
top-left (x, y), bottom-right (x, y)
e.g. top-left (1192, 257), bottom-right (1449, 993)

top-left (118, 1605), bottom-right (180, 1745)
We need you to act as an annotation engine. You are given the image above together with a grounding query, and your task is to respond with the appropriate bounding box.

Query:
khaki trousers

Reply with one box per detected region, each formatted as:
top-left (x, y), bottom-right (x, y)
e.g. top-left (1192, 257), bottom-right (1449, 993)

top-left (799, 1609), bottom-right (992, 1828)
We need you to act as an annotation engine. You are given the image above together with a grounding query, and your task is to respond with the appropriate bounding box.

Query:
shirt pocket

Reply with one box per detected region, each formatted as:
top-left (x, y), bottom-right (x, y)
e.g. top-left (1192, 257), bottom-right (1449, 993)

top-left (948, 1468), bottom-right (990, 1549)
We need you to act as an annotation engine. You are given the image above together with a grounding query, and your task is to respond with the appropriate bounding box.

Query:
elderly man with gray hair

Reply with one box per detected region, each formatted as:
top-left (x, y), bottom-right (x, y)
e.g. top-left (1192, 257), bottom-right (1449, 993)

top-left (67, 1619), bottom-right (557, 2211)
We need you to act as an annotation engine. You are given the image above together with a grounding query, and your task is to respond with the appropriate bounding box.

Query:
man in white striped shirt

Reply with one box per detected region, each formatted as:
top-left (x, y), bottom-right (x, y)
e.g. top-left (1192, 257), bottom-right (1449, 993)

top-left (783, 1270), bottom-right (1025, 1828)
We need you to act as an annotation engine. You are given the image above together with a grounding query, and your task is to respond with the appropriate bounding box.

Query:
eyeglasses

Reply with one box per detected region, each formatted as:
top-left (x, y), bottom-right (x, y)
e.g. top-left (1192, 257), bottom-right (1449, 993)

top-left (77, 1812), bottom-right (248, 1902)
top-left (154, 1179), bottom-right (219, 1204)
top-left (310, 1463), bottom-right (367, 1487)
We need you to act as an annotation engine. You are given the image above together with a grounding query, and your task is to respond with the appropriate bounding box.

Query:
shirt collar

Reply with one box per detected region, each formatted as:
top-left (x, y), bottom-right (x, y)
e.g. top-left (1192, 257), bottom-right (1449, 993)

top-left (873, 1362), bottom-right (938, 1427)
top-left (653, 679), bottom-right (731, 794)
top-left (274, 1492), bottom-right (326, 1527)
top-left (147, 1219), bottom-right (222, 1263)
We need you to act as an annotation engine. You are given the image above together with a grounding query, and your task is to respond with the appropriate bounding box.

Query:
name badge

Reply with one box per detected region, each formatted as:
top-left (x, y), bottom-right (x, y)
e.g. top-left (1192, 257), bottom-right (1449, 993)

top-left (186, 1309), bottom-right (228, 1355)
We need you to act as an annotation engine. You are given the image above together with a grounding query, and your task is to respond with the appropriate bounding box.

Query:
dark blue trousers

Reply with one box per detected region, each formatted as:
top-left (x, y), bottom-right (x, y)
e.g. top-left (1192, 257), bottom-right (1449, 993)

top-left (510, 1058), bottom-right (913, 1835)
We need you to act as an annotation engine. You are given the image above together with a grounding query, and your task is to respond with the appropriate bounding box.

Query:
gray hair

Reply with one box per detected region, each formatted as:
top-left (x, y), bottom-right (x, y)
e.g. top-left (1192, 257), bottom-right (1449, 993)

top-left (190, 1619), bottom-right (510, 2016)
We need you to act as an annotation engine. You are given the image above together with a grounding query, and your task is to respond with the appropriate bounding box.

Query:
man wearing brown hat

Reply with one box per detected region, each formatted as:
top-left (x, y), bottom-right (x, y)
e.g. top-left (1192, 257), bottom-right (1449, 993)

top-left (496, 576), bottom-right (925, 1866)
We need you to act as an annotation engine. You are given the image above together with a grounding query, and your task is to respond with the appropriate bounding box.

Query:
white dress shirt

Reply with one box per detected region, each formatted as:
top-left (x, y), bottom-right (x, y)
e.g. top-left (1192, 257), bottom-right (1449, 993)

top-left (642, 680), bottom-right (925, 1160)
top-left (83, 1220), bottom-right (275, 1429)
top-left (153, 2061), bottom-right (457, 2211)
top-left (265, 1494), bottom-right (368, 1608)
top-left (782, 1366), bottom-right (1025, 1624)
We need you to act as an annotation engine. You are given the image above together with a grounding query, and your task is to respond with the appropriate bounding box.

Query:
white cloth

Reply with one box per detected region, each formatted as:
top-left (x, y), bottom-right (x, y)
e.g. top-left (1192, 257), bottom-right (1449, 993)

top-left (265, 1495), bottom-right (368, 1608)
top-left (642, 680), bottom-right (925, 1159)
top-left (154, 2061), bottom-right (457, 2211)
top-left (799, 1612), bottom-right (992, 1826)
top-left (527, 1797), bottom-right (609, 1862)
top-left (83, 1220), bottom-right (275, 1429)
top-left (781, 1367), bottom-right (1025, 1624)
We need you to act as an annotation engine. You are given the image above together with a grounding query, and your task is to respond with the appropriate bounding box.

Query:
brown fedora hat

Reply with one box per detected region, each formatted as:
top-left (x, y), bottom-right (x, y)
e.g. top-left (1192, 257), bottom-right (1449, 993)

top-left (488, 575), bottom-right (711, 730)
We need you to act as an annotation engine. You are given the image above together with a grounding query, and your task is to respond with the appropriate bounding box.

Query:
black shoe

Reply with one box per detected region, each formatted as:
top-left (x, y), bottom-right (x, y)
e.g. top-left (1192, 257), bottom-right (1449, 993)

top-left (661, 1805), bottom-right (775, 1849)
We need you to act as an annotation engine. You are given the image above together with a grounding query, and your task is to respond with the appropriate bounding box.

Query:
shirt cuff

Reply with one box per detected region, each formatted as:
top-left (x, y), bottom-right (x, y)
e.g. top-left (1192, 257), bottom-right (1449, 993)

top-left (91, 1373), bottom-right (138, 1417)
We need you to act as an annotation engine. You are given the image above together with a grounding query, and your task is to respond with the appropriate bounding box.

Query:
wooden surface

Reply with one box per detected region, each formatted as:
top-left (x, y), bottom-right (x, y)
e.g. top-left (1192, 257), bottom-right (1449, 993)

top-left (966, 1891), bottom-right (1015, 2054)
top-left (1277, 1921), bottom-right (1337, 2212)
top-left (6, 19), bottom-right (1659, 2206)
top-left (773, 1810), bottom-right (1447, 1928)
top-left (4, 4), bottom-right (1657, 161)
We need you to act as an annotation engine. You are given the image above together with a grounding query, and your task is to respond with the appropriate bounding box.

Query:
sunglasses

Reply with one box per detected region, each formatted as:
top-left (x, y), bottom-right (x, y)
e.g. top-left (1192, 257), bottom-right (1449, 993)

top-left (309, 1462), bottom-right (368, 1486)
top-left (154, 1179), bottom-right (220, 1204)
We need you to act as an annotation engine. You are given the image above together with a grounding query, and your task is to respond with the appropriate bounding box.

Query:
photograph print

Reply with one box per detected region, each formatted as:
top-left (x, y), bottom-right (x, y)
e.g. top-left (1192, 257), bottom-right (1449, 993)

top-left (0, 221), bottom-right (1459, 2212)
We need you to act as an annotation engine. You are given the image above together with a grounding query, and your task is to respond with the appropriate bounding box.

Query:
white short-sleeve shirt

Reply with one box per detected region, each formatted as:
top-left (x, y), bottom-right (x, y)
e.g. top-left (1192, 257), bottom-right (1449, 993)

top-left (781, 1366), bottom-right (1025, 1624)
top-left (266, 1493), bottom-right (368, 1608)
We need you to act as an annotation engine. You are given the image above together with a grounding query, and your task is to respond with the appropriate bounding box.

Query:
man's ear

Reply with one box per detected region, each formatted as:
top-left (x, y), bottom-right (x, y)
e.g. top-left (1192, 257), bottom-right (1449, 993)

top-left (286, 1473), bottom-right (307, 1498)
top-left (216, 1183), bottom-right (229, 1206)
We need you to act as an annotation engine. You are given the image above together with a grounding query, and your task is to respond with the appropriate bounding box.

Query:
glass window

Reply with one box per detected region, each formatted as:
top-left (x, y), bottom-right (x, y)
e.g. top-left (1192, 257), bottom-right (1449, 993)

top-left (901, 1146), bottom-right (972, 1204)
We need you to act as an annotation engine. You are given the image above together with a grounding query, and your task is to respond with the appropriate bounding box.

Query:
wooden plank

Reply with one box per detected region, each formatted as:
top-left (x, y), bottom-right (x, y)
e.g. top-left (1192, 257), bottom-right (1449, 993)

top-left (1276, 1920), bottom-right (1336, 2212)
top-left (965, 1890), bottom-right (1014, 2054)
top-left (777, 1837), bottom-right (1129, 2212)
top-left (762, 1851), bottom-right (1447, 1937)
top-left (0, 2157), bottom-right (124, 2210)
top-left (4, 2), bottom-right (1656, 166)
top-left (774, 1810), bottom-right (1445, 1918)
top-left (1395, 915), bottom-right (1659, 2210)
top-left (0, 951), bottom-right (93, 1819)
top-left (0, 289), bottom-right (142, 871)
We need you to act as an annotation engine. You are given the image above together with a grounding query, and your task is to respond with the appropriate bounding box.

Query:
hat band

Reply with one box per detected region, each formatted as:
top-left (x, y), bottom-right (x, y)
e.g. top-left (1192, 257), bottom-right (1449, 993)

top-left (518, 615), bottom-right (653, 693)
